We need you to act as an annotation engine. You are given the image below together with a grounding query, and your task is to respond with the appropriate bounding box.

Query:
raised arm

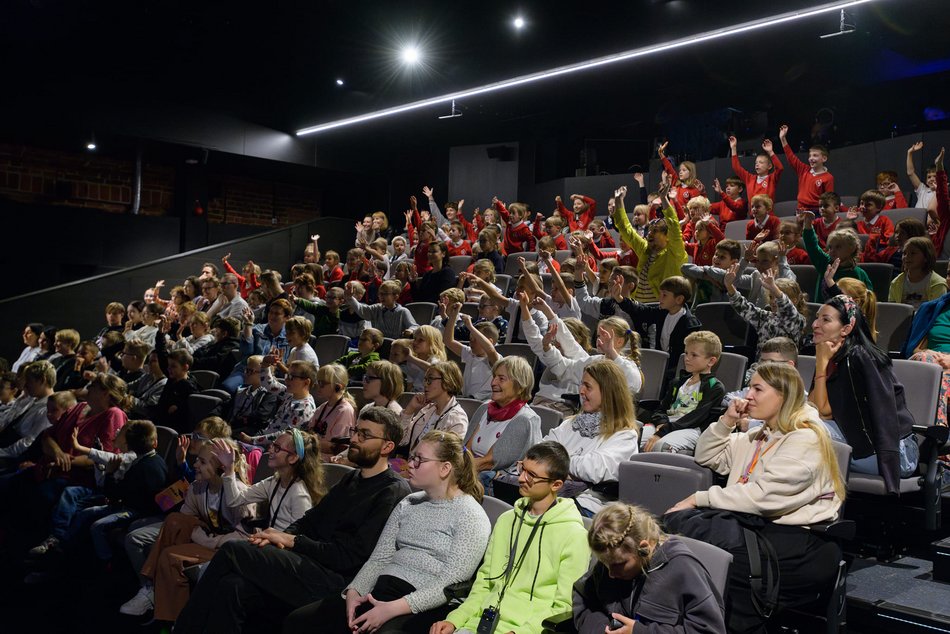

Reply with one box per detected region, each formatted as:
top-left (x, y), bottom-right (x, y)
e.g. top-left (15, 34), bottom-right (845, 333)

top-left (461, 272), bottom-right (508, 310)
top-left (464, 311), bottom-right (501, 366)
top-left (907, 142), bottom-right (924, 190)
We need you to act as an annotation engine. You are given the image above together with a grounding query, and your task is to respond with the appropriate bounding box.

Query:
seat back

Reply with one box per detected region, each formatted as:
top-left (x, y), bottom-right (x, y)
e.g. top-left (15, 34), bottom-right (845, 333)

top-left (457, 397), bottom-right (484, 422)
top-left (533, 405), bottom-right (564, 436)
top-left (495, 343), bottom-right (537, 369)
top-left (504, 252), bottom-right (538, 276)
top-left (190, 370), bottom-right (220, 391)
top-left (791, 266), bottom-right (819, 302)
top-left (724, 222), bottom-right (748, 240)
top-left (676, 352), bottom-right (748, 393)
top-left (798, 355), bottom-right (816, 389)
top-left (188, 393), bottom-right (223, 428)
top-left (805, 302), bottom-right (823, 323)
top-left (253, 458), bottom-right (275, 483)
top-left (875, 302), bottom-right (915, 354)
top-left (883, 207), bottom-right (928, 225)
top-left (481, 495), bottom-right (514, 527)
top-left (448, 255), bottom-right (473, 275)
top-left (619, 461), bottom-right (706, 517)
top-left (692, 302), bottom-right (749, 347)
top-left (891, 359), bottom-right (942, 427)
top-left (676, 535), bottom-right (733, 600)
top-left (857, 263), bottom-right (894, 300)
top-left (323, 463), bottom-right (356, 490)
top-left (494, 274), bottom-right (513, 296)
top-left (349, 386), bottom-right (369, 410)
top-left (460, 303), bottom-right (480, 320)
top-left (936, 260), bottom-right (949, 278)
top-left (638, 349), bottom-right (670, 401)
top-left (405, 302), bottom-right (438, 326)
top-left (775, 201), bottom-right (800, 217)
top-left (626, 452), bottom-right (715, 488)
top-left (397, 392), bottom-right (419, 409)
top-left (314, 334), bottom-right (350, 365)
top-left (155, 426), bottom-right (179, 480)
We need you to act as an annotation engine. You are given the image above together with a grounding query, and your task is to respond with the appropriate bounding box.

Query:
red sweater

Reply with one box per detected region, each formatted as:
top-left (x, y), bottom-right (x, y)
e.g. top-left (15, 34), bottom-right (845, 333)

top-left (223, 260), bottom-right (260, 298)
top-left (556, 196), bottom-right (597, 232)
top-left (456, 209), bottom-right (478, 242)
top-left (326, 265), bottom-right (344, 283)
top-left (731, 154), bottom-right (784, 202)
top-left (593, 232), bottom-right (616, 249)
top-left (932, 170), bottom-right (950, 257)
top-left (786, 247), bottom-right (810, 265)
top-left (662, 157), bottom-right (702, 219)
top-left (711, 194), bottom-right (747, 224)
top-left (783, 144), bottom-right (835, 210)
top-left (883, 191), bottom-right (909, 210)
top-left (814, 216), bottom-right (840, 248)
top-left (685, 222), bottom-right (725, 266)
top-left (445, 239), bottom-right (473, 257)
top-left (746, 214), bottom-right (782, 241)
top-left (494, 201), bottom-right (536, 254)
top-left (857, 214), bottom-right (895, 262)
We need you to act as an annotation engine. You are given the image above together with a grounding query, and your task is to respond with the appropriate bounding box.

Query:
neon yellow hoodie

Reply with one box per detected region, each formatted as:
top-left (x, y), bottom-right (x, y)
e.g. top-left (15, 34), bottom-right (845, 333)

top-left (446, 497), bottom-right (590, 634)
top-left (613, 202), bottom-right (687, 298)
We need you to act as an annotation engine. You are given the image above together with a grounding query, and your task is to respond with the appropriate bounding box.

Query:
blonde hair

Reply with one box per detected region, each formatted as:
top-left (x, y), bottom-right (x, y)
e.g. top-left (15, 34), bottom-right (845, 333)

top-left (686, 196), bottom-right (710, 214)
top-left (598, 316), bottom-right (641, 365)
top-left (827, 229), bottom-right (861, 264)
top-left (440, 288), bottom-right (465, 304)
top-left (773, 279), bottom-right (807, 336)
top-left (317, 364), bottom-right (356, 410)
top-left (365, 360), bottom-right (404, 402)
top-left (753, 363), bottom-right (846, 502)
top-left (87, 373), bottom-right (132, 411)
top-left (589, 502), bottom-right (665, 568)
top-left (756, 241), bottom-right (781, 262)
top-left (413, 325), bottom-right (447, 361)
top-left (472, 259), bottom-right (496, 283)
top-left (751, 194), bottom-right (774, 212)
top-left (684, 330), bottom-right (722, 359)
top-left (579, 360), bottom-right (637, 437)
top-left (562, 318), bottom-right (592, 354)
top-left (195, 416), bottom-right (232, 439)
top-left (284, 316), bottom-right (313, 341)
top-left (427, 361), bottom-right (463, 396)
top-left (418, 430), bottom-right (484, 503)
top-left (836, 278), bottom-right (878, 341)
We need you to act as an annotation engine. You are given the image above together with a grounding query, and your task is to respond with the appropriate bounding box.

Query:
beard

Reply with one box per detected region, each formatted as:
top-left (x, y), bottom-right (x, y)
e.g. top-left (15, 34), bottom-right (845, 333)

top-left (347, 443), bottom-right (381, 468)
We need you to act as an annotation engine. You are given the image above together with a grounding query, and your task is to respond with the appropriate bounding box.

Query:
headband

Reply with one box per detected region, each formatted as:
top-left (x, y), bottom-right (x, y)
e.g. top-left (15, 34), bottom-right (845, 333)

top-left (833, 294), bottom-right (857, 330)
top-left (290, 428), bottom-right (306, 460)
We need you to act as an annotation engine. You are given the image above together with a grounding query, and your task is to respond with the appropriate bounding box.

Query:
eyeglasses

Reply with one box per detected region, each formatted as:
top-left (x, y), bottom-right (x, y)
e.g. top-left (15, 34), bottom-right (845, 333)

top-left (516, 461), bottom-right (555, 485)
top-left (347, 426), bottom-right (386, 441)
top-left (423, 376), bottom-right (443, 386)
top-left (362, 375), bottom-right (381, 384)
top-left (407, 454), bottom-right (444, 468)
top-left (269, 441), bottom-right (294, 455)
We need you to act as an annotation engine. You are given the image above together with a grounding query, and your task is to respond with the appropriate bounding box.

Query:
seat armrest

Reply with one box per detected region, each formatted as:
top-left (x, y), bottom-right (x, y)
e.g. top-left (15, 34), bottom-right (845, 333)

top-left (443, 580), bottom-right (474, 603)
top-left (541, 610), bottom-right (575, 633)
top-left (808, 519), bottom-right (856, 541)
top-left (914, 425), bottom-right (949, 445)
top-left (638, 399), bottom-right (661, 414)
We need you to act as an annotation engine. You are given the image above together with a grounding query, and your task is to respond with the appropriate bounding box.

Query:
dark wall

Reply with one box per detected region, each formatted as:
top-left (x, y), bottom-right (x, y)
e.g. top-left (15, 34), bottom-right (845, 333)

top-left (448, 142), bottom-right (519, 206)
top-left (0, 217), bottom-right (354, 362)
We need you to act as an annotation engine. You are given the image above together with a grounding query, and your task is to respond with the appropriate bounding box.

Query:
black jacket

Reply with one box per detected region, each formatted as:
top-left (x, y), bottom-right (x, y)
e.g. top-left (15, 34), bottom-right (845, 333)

top-left (191, 337), bottom-right (241, 378)
top-left (826, 345), bottom-right (914, 495)
top-left (617, 299), bottom-right (703, 363)
top-left (573, 537), bottom-right (725, 634)
top-left (651, 371), bottom-right (725, 436)
top-left (103, 451), bottom-right (168, 515)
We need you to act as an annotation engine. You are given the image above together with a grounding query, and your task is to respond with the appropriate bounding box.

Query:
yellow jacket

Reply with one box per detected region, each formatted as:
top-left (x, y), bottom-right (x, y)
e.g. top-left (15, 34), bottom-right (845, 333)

top-left (613, 202), bottom-right (687, 297)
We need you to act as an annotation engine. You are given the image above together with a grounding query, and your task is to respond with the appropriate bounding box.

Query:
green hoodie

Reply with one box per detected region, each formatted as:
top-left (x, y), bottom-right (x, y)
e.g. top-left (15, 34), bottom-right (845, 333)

top-left (447, 496), bottom-right (590, 634)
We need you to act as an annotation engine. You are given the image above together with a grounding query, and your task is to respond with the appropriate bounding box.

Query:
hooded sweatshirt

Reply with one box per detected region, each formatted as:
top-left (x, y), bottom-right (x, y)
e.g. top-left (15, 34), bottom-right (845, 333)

top-left (446, 497), bottom-right (590, 634)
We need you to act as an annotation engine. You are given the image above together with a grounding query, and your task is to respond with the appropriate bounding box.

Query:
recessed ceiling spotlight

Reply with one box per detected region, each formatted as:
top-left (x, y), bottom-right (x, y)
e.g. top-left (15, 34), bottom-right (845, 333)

top-left (401, 46), bottom-right (421, 64)
top-left (336, 78), bottom-right (344, 86)
top-left (513, 16), bottom-right (525, 29)
top-left (86, 142), bottom-right (97, 150)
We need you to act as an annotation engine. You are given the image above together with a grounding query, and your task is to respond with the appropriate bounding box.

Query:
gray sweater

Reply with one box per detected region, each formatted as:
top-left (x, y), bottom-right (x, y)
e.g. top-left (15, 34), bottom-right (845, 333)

top-left (349, 491), bottom-right (490, 612)
top-left (464, 403), bottom-right (542, 471)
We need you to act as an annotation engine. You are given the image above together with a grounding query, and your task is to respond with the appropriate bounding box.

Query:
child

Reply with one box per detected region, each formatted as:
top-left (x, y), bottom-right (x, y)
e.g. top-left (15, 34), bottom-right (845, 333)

top-left (153, 331), bottom-right (200, 433)
top-left (536, 236), bottom-right (562, 275)
top-left (534, 215), bottom-right (568, 250)
top-left (221, 253), bottom-right (261, 299)
top-left (229, 355), bottom-right (279, 438)
top-left (745, 194), bottom-right (781, 242)
top-left (240, 359), bottom-right (317, 446)
top-left (815, 191), bottom-right (844, 248)
top-left (468, 294), bottom-right (509, 342)
top-left (876, 170), bottom-right (909, 210)
top-left (589, 218), bottom-right (615, 249)
top-left (126, 303), bottom-right (163, 348)
top-left (96, 302), bottom-right (126, 347)
top-left (445, 221), bottom-right (473, 257)
top-left (658, 141), bottom-right (702, 218)
top-left (724, 263), bottom-right (807, 352)
top-left (800, 211), bottom-right (873, 299)
top-left (616, 276), bottom-right (703, 385)
top-left (338, 281), bottom-right (370, 343)
top-left (530, 254), bottom-right (580, 319)
top-left (681, 196), bottom-right (712, 243)
top-left (492, 197), bottom-right (536, 254)
top-left (886, 218), bottom-right (929, 269)
top-left (404, 325), bottom-right (447, 392)
top-left (682, 239), bottom-right (742, 304)
top-left (779, 221), bottom-right (810, 264)
top-left (345, 280), bottom-right (417, 340)
top-left (465, 271), bottom-right (547, 344)
top-left (443, 302), bottom-right (499, 400)
top-left (555, 193), bottom-right (598, 232)
top-left (710, 176), bottom-right (747, 224)
top-left (459, 259), bottom-right (501, 304)
top-left (574, 256), bottom-right (637, 323)
top-left (389, 338), bottom-right (413, 389)
top-left (907, 141), bottom-right (937, 211)
top-left (735, 241), bottom-right (797, 308)
top-left (888, 236), bottom-right (948, 309)
top-left (779, 124), bottom-right (835, 211)
top-left (474, 228), bottom-right (504, 274)
top-left (729, 135), bottom-right (784, 202)
top-left (432, 287), bottom-right (466, 334)
top-left (30, 420), bottom-right (166, 560)
top-left (685, 217), bottom-right (724, 267)
top-left (323, 250), bottom-right (344, 284)
top-left (856, 189), bottom-right (895, 262)
top-left (640, 331), bottom-right (725, 454)
top-left (612, 184), bottom-right (687, 304)
top-left (593, 257), bottom-right (619, 297)
top-left (334, 328), bottom-right (383, 382)
top-left (308, 363), bottom-right (357, 458)
top-left (387, 236), bottom-right (410, 280)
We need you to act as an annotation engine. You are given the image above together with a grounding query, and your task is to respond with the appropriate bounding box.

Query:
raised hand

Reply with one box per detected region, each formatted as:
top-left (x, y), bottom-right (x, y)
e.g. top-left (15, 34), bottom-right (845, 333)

top-left (597, 325), bottom-right (617, 358)
top-left (908, 141), bottom-right (923, 154)
top-left (310, 234), bottom-right (320, 241)
top-left (796, 209), bottom-right (815, 229)
top-left (712, 178), bottom-right (722, 194)
top-left (723, 262), bottom-right (740, 291)
top-left (657, 141), bottom-right (669, 158)
top-left (614, 185), bottom-right (627, 200)
top-left (554, 195), bottom-right (562, 204)
top-left (222, 252), bottom-right (231, 263)
top-left (541, 321), bottom-right (558, 350)
top-left (937, 147), bottom-right (945, 170)
top-left (778, 124), bottom-right (789, 140)
top-left (760, 268), bottom-right (778, 293)
top-left (176, 435), bottom-right (190, 465)
top-left (824, 258), bottom-right (841, 288)
top-left (632, 172), bottom-right (645, 187)
top-left (409, 195), bottom-right (418, 210)
top-left (422, 186), bottom-right (434, 200)
top-left (210, 438), bottom-right (235, 470)
top-left (728, 136), bottom-right (738, 150)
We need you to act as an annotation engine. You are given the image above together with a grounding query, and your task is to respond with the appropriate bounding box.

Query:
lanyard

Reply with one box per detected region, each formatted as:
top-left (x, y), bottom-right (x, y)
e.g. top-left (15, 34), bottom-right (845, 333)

top-left (738, 438), bottom-right (777, 484)
top-left (267, 477), bottom-right (298, 529)
top-left (313, 398), bottom-right (343, 435)
top-left (409, 399), bottom-right (460, 450)
top-left (205, 485), bottom-right (225, 532)
top-left (496, 501), bottom-right (555, 605)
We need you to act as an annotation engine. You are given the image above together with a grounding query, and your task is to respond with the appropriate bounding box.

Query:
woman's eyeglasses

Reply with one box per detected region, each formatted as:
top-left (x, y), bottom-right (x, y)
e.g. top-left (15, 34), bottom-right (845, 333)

top-left (362, 375), bottom-right (381, 384)
top-left (269, 442), bottom-right (294, 455)
top-left (407, 454), bottom-right (444, 468)
top-left (422, 376), bottom-right (443, 386)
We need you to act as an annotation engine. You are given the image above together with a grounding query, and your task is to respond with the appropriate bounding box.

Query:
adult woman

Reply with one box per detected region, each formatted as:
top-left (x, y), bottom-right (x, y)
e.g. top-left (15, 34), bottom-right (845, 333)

top-left (463, 356), bottom-right (541, 487)
top-left (309, 363), bottom-right (357, 458)
top-left (12, 323), bottom-right (43, 372)
top-left (543, 360), bottom-right (639, 516)
top-left (573, 503), bottom-right (725, 634)
top-left (372, 210), bottom-right (395, 242)
top-left (217, 429), bottom-right (323, 531)
top-left (666, 363), bottom-right (845, 633)
top-left (808, 294), bottom-right (918, 494)
top-left (285, 430), bottom-right (490, 634)
top-left (398, 361), bottom-right (467, 453)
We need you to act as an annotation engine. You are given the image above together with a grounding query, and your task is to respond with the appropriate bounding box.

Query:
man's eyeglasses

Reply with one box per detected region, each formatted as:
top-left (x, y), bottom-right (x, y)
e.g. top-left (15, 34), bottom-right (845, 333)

top-left (348, 427), bottom-right (385, 442)
top-left (407, 454), bottom-right (444, 468)
top-left (516, 461), bottom-right (556, 485)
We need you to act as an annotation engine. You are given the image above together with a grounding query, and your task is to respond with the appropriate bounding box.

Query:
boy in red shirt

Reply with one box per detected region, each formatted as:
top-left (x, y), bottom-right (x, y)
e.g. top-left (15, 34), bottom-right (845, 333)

top-left (779, 221), bottom-right (810, 264)
top-left (729, 136), bottom-right (784, 202)
top-left (589, 218), bottom-right (616, 249)
top-left (682, 196), bottom-right (712, 244)
top-left (856, 189), bottom-right (895, 262)
top-left (710, 177), bottom-right (747, 224)
top-left (492, 197), bottom-right (536, 254)
top-left (745, 195), bottom-right (781, 242)
top-left (445, 221), bottom-right (473, 257)
top-left (533, 215), bottom-right (568, 250)
top-left (876, 170), bottom-right (910, 210)
top-left (814, 192), bottom-right (843, 248)
top-left (555, 194), bottom-right (597, 231)
top-left (323, 250), bottom-right (344, 284)
top-left (779, 124), bottom-right (835, 211)
top-left (658, 141), bottom-right (702, 218)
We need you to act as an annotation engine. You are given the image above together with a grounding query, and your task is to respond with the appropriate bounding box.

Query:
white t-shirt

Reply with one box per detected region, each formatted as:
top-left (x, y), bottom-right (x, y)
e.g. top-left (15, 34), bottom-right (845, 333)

top-left (290, 343), bottom-right (319, 367)
top-left (660, 308), bottom-right (686, 353)
top-left (916, 183), bottom-right (935, 210)
top-left (461, 346), bottom-right (493, 400)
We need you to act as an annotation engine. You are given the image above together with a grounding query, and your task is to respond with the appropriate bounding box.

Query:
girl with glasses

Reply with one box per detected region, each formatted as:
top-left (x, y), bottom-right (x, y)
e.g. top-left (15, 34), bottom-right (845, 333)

top-left (398, 362), bottom-right (467, 458)
top-left (239, 360), bottom-right (317, 449)
top-left (296, 430), bottom-right (490, 634)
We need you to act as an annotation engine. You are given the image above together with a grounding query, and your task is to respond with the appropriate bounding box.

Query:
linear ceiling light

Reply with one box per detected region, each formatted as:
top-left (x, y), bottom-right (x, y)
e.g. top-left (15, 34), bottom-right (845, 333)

top-left (296, 0), bottom-right (882, 136)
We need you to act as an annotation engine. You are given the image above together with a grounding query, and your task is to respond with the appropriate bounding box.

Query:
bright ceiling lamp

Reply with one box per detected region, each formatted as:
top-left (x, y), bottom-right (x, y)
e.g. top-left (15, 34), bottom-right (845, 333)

top-left (296, 0), bottom-right (883, 136)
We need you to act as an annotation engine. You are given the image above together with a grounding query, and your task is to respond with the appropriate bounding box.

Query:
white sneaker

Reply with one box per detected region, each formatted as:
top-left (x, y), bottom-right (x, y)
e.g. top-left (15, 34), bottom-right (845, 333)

top-left (28, 535), bottom-right (60, 556)
top-left (119, 586), bottom-right (154, 616)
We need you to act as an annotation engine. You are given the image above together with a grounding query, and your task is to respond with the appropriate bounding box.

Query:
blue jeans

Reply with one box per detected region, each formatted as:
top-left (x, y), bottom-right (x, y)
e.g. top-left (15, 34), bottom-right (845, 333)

top-left (821, 420), bottom-right (919, 477)
top-left (49, 485), bottom-right (100, 541)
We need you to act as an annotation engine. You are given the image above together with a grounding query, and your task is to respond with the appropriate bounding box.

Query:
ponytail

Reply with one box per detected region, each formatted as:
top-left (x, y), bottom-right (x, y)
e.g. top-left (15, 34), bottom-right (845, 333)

top-left (599, 316), bottom-right (641, 366)
top-left (419, 430), bottom-right (484, 503)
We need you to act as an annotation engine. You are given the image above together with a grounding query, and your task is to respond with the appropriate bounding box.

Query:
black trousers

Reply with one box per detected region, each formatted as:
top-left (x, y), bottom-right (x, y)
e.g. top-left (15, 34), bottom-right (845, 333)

top-left (173, 539), bottom-right (347, 634)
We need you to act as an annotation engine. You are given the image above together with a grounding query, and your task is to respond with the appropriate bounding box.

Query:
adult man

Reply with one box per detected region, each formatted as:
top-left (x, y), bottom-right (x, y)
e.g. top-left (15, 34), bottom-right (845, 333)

top-left (0, 361), bottom-right (55, 468)
top-left (431, 441), bottom-right (591, 634)
top-left (174, 407), bottom-right (411, 634)
top-left (206, 273), bottom-right (249, 320)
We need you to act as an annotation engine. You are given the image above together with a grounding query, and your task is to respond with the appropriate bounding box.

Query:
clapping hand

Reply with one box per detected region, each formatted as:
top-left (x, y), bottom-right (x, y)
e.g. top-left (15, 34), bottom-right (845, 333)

top-left (824, 258), bottom-right (841, 289)
top-left (723, 261), bottom-right (740, 293)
